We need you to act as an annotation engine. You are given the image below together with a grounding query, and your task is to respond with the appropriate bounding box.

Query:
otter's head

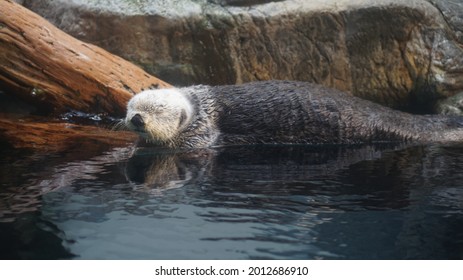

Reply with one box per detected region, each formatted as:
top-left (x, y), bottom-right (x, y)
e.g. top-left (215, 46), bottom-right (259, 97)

top-left (125, 88), bottom-right (193, 145)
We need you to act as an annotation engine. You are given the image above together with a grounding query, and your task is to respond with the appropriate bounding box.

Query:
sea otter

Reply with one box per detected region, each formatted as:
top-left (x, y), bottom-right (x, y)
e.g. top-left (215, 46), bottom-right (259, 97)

top-left (124, 81), bottom-right (463, 148)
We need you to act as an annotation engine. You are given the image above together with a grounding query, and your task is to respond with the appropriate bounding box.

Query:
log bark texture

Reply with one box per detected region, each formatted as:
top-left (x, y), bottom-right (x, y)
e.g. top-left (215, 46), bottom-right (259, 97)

top-left (0, 114), bottom-right (138, 151)
top-left (0, 0), bottom-right (171, 117)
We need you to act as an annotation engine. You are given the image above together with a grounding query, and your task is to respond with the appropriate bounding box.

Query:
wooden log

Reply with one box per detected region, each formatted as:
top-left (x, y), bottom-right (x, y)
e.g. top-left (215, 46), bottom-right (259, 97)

top-left (0, 113), bottom-right (138, 151)
top-left (0, 0), bottom-right (171, 117)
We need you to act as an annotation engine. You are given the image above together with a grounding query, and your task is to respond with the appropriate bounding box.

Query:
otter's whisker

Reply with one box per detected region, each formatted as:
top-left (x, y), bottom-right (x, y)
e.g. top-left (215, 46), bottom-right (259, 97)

top-left (111, 120), bottom-right (128, 131)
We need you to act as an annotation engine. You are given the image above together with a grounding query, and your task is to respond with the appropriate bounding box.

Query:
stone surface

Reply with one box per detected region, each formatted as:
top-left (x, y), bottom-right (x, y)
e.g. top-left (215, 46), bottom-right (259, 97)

top-left (429, 0), bottom-right (463, 43)
top-left (436, 91), bottom-right (463, 115)
top-left (20, 0), bottom-right (463, 113)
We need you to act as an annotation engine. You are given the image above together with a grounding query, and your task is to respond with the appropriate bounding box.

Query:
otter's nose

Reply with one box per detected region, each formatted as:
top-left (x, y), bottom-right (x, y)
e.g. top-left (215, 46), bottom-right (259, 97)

top-left (130, 114), bottom-right (145, 128)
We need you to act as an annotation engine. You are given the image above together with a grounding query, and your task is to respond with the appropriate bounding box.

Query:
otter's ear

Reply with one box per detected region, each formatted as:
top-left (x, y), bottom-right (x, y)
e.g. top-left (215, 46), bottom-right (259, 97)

top-left (179, 109), bottom-right (188, 128)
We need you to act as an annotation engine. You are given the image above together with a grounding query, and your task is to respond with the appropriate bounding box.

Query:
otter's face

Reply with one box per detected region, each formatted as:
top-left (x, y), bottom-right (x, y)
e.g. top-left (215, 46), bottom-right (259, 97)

top-left (125, 88), bottom-right (193, 144)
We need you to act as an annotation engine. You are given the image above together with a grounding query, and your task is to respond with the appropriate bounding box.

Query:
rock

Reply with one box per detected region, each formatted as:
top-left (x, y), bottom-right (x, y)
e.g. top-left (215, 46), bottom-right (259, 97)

top-left (436, 91), bottom-right (463, 116)
top-left (20, 0), bottom-right (463, 113)
top-left (429, 0), bottom-right (463, 44)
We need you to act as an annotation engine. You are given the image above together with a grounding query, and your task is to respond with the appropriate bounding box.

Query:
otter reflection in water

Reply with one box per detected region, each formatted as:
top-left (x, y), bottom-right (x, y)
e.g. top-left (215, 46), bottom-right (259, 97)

top-left (124, 148), bottom-right (215, 194)
top-left (123, 144), bottom-right (405, 194)
top-left (123, 143), bottom-right (463, 219)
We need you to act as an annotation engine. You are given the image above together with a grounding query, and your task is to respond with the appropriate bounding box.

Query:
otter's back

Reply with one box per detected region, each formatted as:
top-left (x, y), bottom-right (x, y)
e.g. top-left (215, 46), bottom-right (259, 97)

top-left (211, 81), bottom-right (453, 145)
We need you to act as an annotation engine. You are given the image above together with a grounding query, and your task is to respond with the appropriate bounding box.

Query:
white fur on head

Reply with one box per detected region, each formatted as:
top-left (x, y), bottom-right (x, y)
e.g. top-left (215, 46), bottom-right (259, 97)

top-left (125, 88), bottom-right (193, 144)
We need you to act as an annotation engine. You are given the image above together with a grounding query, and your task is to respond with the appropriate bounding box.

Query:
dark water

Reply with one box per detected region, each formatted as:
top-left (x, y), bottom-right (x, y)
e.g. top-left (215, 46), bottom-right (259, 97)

top-left (1, 142), bottom-right (463, 259)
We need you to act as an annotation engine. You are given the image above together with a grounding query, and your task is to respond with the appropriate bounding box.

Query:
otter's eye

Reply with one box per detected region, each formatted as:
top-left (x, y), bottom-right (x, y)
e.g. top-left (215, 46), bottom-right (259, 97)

top-left (179, 109), bottom-right (187, 128)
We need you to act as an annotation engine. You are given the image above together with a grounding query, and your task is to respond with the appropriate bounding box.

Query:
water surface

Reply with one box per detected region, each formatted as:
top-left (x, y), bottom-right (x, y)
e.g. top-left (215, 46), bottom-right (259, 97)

top-left (1, 143), bottom-right (463, 259)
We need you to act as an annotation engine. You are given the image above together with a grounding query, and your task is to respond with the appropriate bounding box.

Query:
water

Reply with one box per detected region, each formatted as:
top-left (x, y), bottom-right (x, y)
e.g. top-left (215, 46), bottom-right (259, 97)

top-left (1, 142), bottom-right (463, 259)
